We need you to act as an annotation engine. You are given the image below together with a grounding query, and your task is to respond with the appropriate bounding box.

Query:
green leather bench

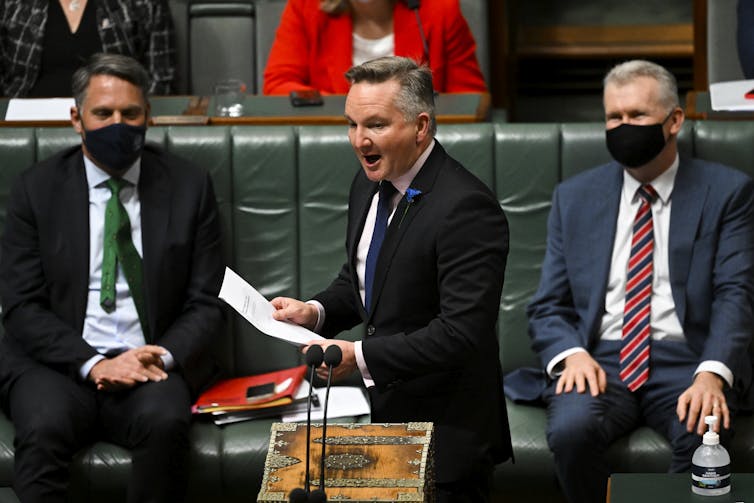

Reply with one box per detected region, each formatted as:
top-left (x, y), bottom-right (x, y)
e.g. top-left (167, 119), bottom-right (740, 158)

top-left (0, 121), bottom-right (752, 502)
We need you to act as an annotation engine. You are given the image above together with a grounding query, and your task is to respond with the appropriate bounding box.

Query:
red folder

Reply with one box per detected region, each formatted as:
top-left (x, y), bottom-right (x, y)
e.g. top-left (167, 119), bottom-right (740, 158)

top-left (192, 365), bottom-right (307, 414)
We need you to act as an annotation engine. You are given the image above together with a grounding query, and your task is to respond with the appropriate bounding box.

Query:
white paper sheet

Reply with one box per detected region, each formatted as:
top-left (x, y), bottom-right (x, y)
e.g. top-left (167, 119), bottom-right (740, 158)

top-left (5, 98), bottom-right (75, 121)
top-left (709, 79), bottom-right (754, 111)
top-left (218, 267), bottom-right (323, 346)
top-left (282, 386), bottom-right (370, 422)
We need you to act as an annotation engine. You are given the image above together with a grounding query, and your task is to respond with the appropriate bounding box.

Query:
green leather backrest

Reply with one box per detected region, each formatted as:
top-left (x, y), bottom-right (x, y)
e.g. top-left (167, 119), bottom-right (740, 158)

top-left (163, 126), bottom-right (236, 373)
top-left (495, 123), bottom-right (560, 371)
top-left (0, 129), bottom-right (35, 236)
top-left (231, 125), bottom-right (301, 375)
top-left (560, 123), bottom-right (611, 180)
top-left (36, 128), bottom-right (80, 161)
top-left (4, 121), bottom-right (753, 381)
top-left (297, 125), bottom-right (363, 343)
top-left (436, 123), bottom-right (495, 188)
top-left (693, 120), bottom-right (754, 177)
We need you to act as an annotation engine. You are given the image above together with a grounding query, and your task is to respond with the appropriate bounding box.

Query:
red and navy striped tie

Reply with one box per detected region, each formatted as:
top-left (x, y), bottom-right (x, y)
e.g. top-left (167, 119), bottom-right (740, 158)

top-left (620, 184), bottom-right (657, 391)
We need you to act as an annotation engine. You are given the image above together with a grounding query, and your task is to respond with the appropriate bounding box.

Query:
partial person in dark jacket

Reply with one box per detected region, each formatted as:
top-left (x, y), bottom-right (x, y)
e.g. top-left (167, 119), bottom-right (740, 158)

top-left (0, 0), bottom-right (175, 97)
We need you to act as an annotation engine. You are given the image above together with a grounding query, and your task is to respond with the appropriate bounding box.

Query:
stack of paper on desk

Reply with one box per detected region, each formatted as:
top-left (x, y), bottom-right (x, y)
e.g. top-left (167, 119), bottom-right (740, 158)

top-left (192, 365), bottom-right (309, 424)
top-left (4, 98), bottom-right (75, 121)
top-left (211, 383), bottom-right (319, 425)
top-left (709, 79), bottom-right (754, 111)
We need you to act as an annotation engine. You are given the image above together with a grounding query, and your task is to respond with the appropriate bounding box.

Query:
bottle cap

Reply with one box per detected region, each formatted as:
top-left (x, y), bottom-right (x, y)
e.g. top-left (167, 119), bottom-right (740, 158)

top-left (703, 415), bottom-right (719, 445)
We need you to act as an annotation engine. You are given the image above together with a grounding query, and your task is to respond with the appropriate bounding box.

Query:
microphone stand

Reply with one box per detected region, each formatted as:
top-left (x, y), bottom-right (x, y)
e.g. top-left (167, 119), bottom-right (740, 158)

top-left (302, 345), bottom-right (324, 497)
top-left (317, 345), bottom-right (342, 499)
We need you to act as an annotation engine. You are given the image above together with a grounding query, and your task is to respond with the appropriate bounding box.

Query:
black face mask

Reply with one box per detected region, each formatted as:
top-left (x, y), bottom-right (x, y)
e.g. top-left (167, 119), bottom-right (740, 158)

top-left (605, 112), bottom-right (673, 168)
top-left (83, 122), bottom-right (146, 174)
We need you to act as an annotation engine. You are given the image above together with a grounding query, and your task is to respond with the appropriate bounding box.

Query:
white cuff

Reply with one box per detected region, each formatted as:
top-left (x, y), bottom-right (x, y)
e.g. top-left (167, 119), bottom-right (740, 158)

top-left (695, 361), bottom-right (734, 388)
top-left (547, 347), bottom-right (588, 378)
top-left (160, 350), bottom-right (175, 371)
top-left (80, 354), bottom-right (106, 380)
top-left (354, 340), bottom-right (374, 388)
top-left (306, 300), bottom-right (325, 333)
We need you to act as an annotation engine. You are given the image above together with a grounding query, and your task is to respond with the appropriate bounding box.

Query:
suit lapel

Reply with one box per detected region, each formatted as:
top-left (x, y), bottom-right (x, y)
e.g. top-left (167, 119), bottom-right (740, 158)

top-left (585, 165), bottom-right (623, 340)
top-left (668, 159), bottom-right (706, 325)
top-left (137, 151), bottom-right (170, 340)
top-left (62, 151), bottom-right (91, 333)
top-left (367, 144), bottom-right (442, 316)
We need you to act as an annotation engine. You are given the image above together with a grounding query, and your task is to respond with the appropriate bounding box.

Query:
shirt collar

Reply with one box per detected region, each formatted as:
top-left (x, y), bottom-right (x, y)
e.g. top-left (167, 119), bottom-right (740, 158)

top-left (387, 140), bottom-right (435, 196)
top-left (622, 153), bottom-right (678, 206)
top-left (83, 153), bottom-right (141, 190)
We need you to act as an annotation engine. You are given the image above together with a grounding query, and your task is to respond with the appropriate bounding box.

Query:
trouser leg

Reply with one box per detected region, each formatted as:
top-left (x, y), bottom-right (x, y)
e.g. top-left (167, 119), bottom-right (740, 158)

top-left (7, 366), bottom-right (98, 503)
top-left (99, 372), bottom-right (192, 503)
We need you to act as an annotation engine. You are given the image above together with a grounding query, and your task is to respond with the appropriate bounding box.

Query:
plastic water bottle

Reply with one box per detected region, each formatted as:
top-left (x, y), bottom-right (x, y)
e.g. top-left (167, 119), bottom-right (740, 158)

top-left (691, 415), bottom-right (731, 495)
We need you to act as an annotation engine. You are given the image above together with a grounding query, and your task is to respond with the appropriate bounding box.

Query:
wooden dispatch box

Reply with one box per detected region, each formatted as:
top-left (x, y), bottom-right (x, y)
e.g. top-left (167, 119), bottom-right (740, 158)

top-left (258, 422), bottom-right (435, 502)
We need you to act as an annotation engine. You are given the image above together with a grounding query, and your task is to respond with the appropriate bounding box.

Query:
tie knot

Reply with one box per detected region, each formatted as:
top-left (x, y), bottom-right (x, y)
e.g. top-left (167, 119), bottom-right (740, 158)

top-left (106, 177), bottom-right (128, 196)
top-left (637, 185), bottom-right (657, 205)
top-left (379, 181), bottom-right (397, 199)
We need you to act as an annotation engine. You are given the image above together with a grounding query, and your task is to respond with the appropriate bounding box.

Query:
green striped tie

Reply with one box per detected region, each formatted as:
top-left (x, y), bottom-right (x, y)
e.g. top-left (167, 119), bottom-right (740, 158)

top-left (100, 178), bottom-right (150, 340)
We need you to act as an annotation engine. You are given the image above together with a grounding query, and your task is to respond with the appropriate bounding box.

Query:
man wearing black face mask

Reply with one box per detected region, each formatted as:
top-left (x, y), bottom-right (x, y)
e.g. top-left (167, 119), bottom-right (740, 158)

top-left (0, 53), bottom-right (225, 502)
top-left (524, 60), bottom-right (754, 503)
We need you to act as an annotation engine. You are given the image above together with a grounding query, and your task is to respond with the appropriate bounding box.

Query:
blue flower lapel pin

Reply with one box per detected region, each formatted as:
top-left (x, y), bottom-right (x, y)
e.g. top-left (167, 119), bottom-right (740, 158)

top-left (398, 188), bottom-right (423, 227)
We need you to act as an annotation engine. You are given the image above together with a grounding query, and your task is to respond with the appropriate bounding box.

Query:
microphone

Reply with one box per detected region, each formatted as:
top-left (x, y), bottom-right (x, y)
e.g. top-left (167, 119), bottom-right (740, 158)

top-left (318, 345), bottom-right (343, 495)
top-left (309, 489), bottom-right (328, 503)
top-left (406, 0), bottom-right (429, 63)
top-left (303, 345), bottom-right (324, 494)
top-left (288, 488), bottom-right (308, 503)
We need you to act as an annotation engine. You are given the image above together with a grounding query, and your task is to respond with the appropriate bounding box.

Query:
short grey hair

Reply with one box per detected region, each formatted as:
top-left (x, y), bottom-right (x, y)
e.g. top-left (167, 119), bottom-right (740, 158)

top-left (604, 60), bottom-right (679, 112)
top-left (345, 56), bottom-right (437, 135)
top-left (72, 53), bottom-right (150, 109)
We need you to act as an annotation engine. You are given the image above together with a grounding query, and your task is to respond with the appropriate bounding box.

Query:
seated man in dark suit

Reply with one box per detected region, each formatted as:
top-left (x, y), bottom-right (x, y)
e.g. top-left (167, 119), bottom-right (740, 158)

top-left (270, 56), bottom-right (512, 502)
top-left (0, 53), bottom-right (225, 502)
top-left (527, 59), bottom-right (754, 503)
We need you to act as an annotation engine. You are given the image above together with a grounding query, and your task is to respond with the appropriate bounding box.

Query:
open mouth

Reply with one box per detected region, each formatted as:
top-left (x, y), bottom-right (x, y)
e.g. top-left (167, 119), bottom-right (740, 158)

top-left (364, 154), bottom-right (381, 164)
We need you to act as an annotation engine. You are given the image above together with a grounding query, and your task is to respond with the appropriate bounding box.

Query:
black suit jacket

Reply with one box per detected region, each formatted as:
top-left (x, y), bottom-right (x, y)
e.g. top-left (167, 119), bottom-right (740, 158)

top-left (314, 141), bottom-right (513, 483)
top-left (0, 144), bottom-right (225, 398)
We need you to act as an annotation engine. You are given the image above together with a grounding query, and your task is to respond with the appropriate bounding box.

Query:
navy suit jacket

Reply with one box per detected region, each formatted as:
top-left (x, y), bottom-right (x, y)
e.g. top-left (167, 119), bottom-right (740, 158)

top-left (313, 141), bottom-right (513, 483)
top-left (527, 158), bottom-right (754, 403)
top-left (0, 144), bottom-right (225, 399)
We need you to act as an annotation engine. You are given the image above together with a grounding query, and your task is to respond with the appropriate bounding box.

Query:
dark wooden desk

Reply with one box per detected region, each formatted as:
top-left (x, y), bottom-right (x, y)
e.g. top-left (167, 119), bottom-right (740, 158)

top-left (685, 91), bottom-right (754, 120)
top-left (608, 473), bottom-right (753, 503)
top-left (0, 93), bottom-right (490, 127)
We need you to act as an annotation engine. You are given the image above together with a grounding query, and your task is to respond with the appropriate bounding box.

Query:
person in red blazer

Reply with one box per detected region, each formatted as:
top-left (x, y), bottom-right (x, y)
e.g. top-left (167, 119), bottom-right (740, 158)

top-left (262, 0), bottom-right (487, 95)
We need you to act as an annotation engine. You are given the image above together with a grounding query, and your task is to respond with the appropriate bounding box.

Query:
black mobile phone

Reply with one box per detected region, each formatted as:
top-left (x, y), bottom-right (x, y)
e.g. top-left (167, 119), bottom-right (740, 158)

top-left (246, 382), bottom-right (275, 402)
top-left (290, 89), bottom-right (324, 107)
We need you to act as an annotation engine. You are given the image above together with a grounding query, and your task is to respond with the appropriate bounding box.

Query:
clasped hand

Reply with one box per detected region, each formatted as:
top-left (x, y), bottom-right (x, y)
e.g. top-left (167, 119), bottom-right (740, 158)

top-left (88, 345), bottom-right (168, 391)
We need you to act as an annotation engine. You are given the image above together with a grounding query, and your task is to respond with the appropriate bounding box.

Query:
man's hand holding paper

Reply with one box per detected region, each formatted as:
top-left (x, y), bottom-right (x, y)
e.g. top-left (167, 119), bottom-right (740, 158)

top-left (270, 296), bottom-right (319, 331)
top-left (218, 267), bottom-right (324, 347)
